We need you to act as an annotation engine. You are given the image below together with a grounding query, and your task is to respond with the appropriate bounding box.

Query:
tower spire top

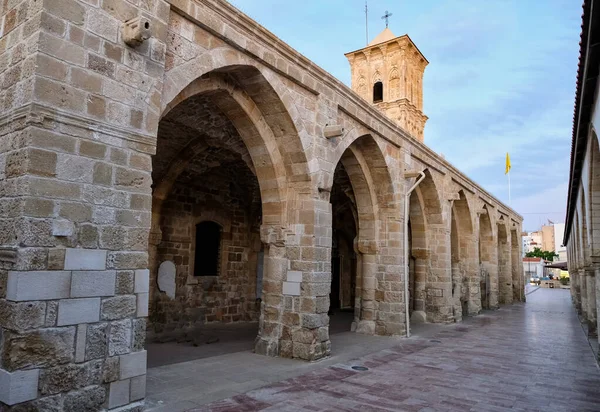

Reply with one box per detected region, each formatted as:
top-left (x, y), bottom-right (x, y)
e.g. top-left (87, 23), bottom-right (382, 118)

top-left (381, 10), bottom-right (393, 28)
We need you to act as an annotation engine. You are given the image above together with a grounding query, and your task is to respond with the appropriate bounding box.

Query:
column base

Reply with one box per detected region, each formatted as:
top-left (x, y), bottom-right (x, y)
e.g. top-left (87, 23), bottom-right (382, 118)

top-left (410, 310), bottom-right (427, 324)
top-left (355, 320), bottom-right (375, 335)
top-left (254, 337), bottom-right (279, 357)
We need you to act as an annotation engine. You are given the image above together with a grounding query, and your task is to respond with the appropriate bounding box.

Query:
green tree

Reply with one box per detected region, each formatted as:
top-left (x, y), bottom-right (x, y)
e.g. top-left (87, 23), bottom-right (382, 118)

top-left (525, 247), bottom-right (559, 262)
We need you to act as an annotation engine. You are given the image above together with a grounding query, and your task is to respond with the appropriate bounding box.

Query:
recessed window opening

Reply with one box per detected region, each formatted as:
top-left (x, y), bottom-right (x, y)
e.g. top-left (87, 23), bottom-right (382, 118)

top-left (373, 81), bottom-right (383, 103)
top-left (194, 221), bottom-right (221, 276)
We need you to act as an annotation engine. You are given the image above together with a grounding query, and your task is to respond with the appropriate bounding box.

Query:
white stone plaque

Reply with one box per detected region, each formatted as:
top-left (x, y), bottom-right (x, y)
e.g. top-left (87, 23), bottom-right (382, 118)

top-left (157, 261), bottom-right (176, 299)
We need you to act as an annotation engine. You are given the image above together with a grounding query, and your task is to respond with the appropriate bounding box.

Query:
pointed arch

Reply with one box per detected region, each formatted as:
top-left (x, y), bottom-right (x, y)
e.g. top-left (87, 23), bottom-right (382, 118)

top-left (162, 49), bottom-right (311, 183)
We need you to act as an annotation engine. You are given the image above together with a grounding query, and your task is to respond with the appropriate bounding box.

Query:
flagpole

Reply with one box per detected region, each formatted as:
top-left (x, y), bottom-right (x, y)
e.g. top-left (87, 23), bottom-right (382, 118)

top-left (508, 169), bottom-right (511, 206)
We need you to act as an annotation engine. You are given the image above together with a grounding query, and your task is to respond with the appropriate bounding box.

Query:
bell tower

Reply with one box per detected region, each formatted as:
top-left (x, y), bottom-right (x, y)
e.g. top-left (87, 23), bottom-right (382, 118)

top-left (345, 28), bottom-right (428, 142)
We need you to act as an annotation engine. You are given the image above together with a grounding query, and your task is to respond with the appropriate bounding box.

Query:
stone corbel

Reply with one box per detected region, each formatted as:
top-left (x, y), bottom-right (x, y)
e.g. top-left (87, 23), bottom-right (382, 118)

top-left (476, 208), bottom-right (488, 216)
top-left (446, 192), bottom-right (460, 204)
top-left (357, 239), bottom-right (378, 255)
top-left (323, 124), bottom-right (344, 139)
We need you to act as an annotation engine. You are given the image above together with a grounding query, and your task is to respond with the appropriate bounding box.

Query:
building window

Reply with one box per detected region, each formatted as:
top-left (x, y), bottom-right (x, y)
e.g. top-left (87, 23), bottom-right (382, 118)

top-left (194, 221), bottom-right (221, 276)
top-left (373, 81), bottom-right (383, 103)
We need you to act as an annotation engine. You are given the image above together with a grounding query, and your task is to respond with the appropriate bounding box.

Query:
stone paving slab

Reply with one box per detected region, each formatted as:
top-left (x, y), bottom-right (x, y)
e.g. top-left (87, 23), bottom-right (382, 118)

top-left (183, 289), bottom-right (600, 411)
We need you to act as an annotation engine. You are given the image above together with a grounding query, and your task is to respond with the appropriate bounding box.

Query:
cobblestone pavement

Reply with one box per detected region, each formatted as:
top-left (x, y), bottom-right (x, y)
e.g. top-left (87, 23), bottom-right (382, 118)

top-left (189, 289), bottom-right (600, 411)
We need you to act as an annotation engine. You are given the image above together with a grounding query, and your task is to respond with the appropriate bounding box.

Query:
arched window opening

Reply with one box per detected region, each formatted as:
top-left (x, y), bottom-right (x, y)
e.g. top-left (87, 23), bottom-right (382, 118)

top-left (373, 81), bottom-right (383, 103)
top-left (194, 221), bottom-right (221, 276)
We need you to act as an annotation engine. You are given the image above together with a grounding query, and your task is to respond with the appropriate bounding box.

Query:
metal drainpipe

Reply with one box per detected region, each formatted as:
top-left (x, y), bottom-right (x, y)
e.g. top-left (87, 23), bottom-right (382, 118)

top-left (404, 171), bottom-right (425, 338)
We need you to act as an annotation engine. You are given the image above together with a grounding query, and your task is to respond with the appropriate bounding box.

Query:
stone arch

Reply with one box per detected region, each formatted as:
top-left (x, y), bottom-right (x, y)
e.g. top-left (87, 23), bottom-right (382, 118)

top-left (478, 205), bottom-right (495, 310)
top-left (408, 168), bottom-right (451, 324)
top-left (330, 134), bottom-right (398, 335)
top-left (150, 63), bottom-right (312, 357)
top-left (161, 48), bottom-right (312, 182)
top-left (450, 190), bottom-right (477, 318)
top-left (578, 184), bottom-right (597, 334)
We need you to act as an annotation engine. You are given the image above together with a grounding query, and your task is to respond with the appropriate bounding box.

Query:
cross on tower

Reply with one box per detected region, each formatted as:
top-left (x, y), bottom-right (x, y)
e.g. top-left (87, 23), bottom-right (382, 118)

top-left (381, 10), bottom-right (393, 28)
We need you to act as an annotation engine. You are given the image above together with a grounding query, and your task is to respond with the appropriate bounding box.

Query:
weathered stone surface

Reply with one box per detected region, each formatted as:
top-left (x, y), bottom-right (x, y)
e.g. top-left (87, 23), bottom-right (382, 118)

top-left (109, 319), bottom-right (132, 356)
top-left (39, 360), bottom-right (103, 395)
top-left (103, 356), bottom-right (120, 383)
top-left (85, 323), bottom-right (108, 361)
top-left (45, 301), bottom-right (59, 327)
top-left (101, 296), bottom-right (136, 320)
top-left (1, 328), bottom-right (75, 370)
top-left (116, 271), bottom-right (134, 294)
top-left (132, 318), bottom-right (146, 351)
top-left (62, 385), bottom-right (106, 412)
top-left (8, 394), bottom-right (63, 412)
top-left (0, 300), bottom-right (46, 331)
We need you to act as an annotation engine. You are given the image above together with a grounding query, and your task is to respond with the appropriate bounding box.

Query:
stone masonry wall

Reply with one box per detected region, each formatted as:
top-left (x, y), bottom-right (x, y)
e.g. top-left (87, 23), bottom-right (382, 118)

top-left (0, 0), bottom-right (168, 409)
top-left (148, 177), bottom-right (261, 339)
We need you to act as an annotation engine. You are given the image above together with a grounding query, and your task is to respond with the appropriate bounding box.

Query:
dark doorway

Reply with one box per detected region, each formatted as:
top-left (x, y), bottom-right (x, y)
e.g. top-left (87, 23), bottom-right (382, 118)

top-left (194, 221), bottom-right (221, 276)
top-left (373, 81), bottom-right (383, 102)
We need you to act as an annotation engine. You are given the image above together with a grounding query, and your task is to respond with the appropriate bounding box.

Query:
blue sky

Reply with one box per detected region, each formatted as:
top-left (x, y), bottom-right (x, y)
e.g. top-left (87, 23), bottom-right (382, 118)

top-left (229, 0), bottom-right (582, 231)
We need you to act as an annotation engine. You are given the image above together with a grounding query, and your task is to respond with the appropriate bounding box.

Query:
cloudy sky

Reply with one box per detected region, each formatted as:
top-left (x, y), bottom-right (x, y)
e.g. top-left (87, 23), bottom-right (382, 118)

top-left (229, 0), bottom-right (582, 231)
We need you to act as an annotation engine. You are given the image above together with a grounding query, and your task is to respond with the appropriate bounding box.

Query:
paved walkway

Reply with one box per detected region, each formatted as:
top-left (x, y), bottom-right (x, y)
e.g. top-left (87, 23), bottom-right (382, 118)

top-left (147, 289), bottom-right (600, 411)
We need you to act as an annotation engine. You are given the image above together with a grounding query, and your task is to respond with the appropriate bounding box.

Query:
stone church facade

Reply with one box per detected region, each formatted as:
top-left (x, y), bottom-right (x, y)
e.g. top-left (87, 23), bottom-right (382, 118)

top-left (0, 0), bottom-right (523, 409)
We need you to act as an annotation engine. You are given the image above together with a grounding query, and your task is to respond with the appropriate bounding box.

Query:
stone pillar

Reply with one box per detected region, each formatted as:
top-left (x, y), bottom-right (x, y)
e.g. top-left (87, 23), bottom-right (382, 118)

top-left (268, 194), bottom-right (331, 362)
top-left (580, 269), bottom-right (588, 321)
top-left (426, 226), bottom-right (453, 323)
top-left (0, 0), bottom-right (169, 409)
top-left (586, 268), bottom-right (597, 337)
top-left (498, 236), bottom-right (512, 305)
top-left (488, 249), bottom-right (500, 309)
top-left (254, 238), bottom-right (286, 358)
top-left (356, 253), bottom-right (376, 334)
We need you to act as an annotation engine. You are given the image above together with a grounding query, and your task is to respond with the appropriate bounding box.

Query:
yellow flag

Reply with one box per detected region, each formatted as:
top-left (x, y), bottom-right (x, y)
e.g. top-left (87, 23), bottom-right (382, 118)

top-left (505, 152), bottom-right (511, 175)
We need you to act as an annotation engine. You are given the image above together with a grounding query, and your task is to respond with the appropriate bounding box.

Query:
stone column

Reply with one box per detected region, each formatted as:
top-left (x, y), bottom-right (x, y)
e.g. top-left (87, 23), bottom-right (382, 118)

top-left (426, 226), bottom-right (453, 323)
top-left (356, 253), bottom-right (377, 334)
top-left (270, 194), bottom-right (331, 362)
top-left (254, 236), bottom-right (287, 358)
top-left (488, 248), bottom-right (500, 310)
top-left (586, 268), bottom-right (597, 337)
top-left (580, 269), bottom-right (588, 321)
top-left (0, 0), bottom-right (169, 409)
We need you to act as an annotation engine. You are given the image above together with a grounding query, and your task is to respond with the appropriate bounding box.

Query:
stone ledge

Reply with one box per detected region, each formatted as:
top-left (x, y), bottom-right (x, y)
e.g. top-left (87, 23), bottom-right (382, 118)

top-left (0, 103), bottom-right (157, 149)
